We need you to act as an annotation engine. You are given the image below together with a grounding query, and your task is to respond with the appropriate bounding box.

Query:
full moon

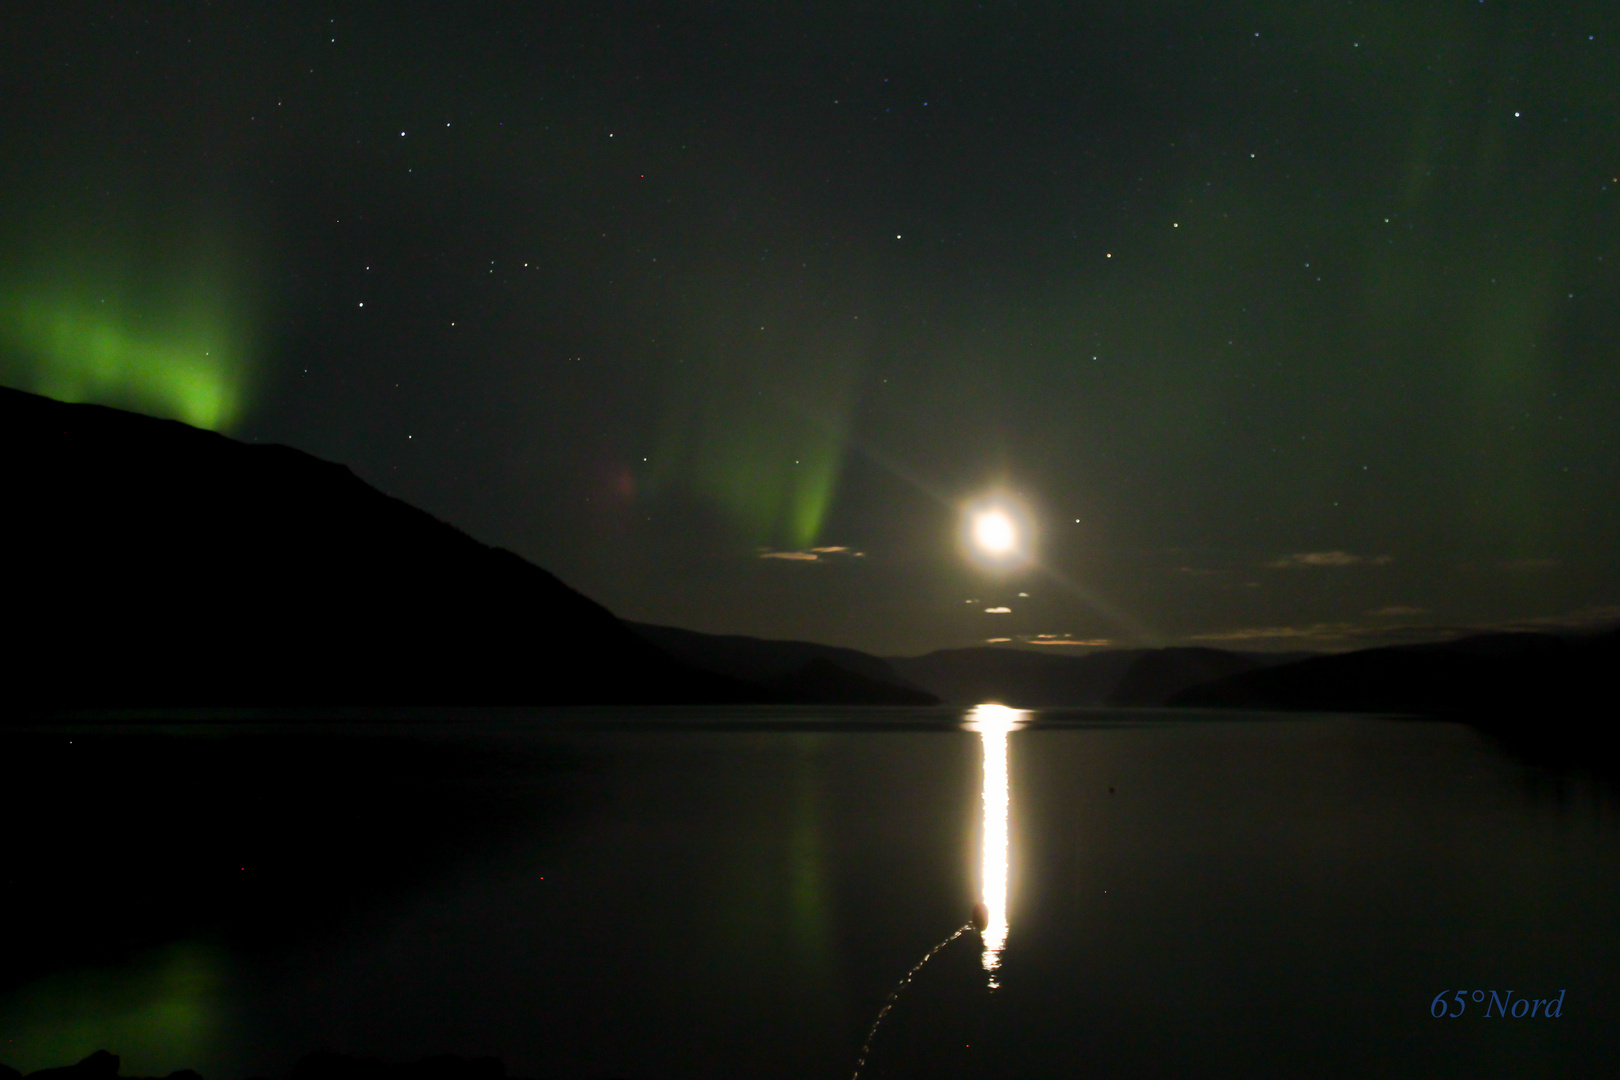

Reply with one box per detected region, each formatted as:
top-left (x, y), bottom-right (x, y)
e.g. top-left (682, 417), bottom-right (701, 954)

top-left (960, 492), bottom-right (1034, 571)
top-left (972, 509), bottom-right (1018, 556)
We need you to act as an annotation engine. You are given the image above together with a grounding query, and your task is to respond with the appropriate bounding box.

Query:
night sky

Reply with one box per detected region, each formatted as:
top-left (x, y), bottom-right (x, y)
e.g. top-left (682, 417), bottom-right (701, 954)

top-left (4, 1), bottom-right (1619, 656)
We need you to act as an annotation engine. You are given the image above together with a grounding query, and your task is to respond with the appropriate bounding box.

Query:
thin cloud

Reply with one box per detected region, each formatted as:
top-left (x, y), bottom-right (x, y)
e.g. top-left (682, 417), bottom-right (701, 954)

top-left (1487, 605), bottom-right (1620, 632)
top-left (1190, 623), bottom-right (1359, 644)
top-left (984, 634), bottom-right (1112, 647)
top-left (1264, 551), bottom-right (1394, 569)
top-left (758, 545), bottom-right (866, 562)
top-left (1025, 637), bottom-right (1112, 647)
top-left (1187, 605), bottom-right (1620, 652)
top-left (984, 607), bottom-right (1012, 614)
top-left (1192, 622), bottom-right (1470, 647)
top-left (1368, 605), bottom-right (1427, 617)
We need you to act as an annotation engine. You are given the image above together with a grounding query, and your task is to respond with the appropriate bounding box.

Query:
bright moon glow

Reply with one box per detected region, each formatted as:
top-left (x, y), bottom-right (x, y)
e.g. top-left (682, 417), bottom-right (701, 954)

top-left (972, 509), bottom-right (1018, 556)
top-left (968, 702), bottom-right (1022, 987)
top-left (961, 493), bottom-right (1034, 571)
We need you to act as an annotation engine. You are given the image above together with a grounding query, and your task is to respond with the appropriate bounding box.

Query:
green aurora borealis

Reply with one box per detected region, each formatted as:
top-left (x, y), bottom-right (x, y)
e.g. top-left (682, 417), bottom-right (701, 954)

top-left (0, 213), bottom-right (259, 430)
top-left (3, 0), bottom-right (1619, 653)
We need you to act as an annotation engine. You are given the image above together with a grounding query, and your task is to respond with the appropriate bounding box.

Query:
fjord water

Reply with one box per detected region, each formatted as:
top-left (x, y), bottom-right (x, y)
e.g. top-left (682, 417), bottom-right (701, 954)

top-left (3, 712), bottom-right (1616, 1079)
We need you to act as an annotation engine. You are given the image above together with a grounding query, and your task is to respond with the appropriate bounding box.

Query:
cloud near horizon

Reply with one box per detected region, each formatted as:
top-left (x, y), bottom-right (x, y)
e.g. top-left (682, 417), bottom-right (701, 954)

top-left (983, 634), bottom-right (1113, 647)
top-left (758, 545), bottom-right (865, 562)
top-left (1264, 550), bottom-right (1394, 569)
top-left (985, 637), bottom-right (1113, 646)
top-left (1189, 622), bottom-right (1360, 644)
top-left (1189, 605), bottom-right (1620, 650)
top-left (1025, 637), bottom-right (1112, 646)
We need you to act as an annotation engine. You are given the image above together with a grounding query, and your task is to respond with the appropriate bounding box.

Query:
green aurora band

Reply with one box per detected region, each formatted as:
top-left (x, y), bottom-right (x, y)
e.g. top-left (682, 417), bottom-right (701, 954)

top-left (0, 224), bottom-right (259, 431)
top-left (652, 302), bottom-right (864, 551)
top-left (0, 941), bottom-right (221, 1075)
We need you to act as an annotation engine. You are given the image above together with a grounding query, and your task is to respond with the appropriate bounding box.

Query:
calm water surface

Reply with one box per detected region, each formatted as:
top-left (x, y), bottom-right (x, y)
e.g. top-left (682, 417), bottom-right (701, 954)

top-left (2, 709), bottom-right (1616, 1079)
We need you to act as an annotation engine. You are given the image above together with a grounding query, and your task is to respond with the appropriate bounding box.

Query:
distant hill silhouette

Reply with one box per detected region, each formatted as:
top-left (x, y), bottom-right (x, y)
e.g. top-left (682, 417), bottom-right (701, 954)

top-left (1, 386), bottom-right (767, 707)
top-left (630, 623), bottom-right (938, 704)
top-left (1105, 646), bottom-right (1311, 706)
top-left (887, 645), bottom-right (1305, 708)
top-left (1167, 629), bottom-right (1620, 772)
top-left (1169, 630), bottom-right (1618, 718)
top-left (888, 647), bottom-right (1147, 707)
top-left (626, 629), bottom-right (1316, 710)
top-left (763, 656), bottom-right (939, 705)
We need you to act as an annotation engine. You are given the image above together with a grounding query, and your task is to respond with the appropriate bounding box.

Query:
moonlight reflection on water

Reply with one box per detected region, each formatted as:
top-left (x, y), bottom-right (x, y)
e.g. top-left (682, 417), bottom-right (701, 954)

top-left (967, 703), bottom-right (1024, 987)
top-left (5, 718), bottom-right (1619, 1078)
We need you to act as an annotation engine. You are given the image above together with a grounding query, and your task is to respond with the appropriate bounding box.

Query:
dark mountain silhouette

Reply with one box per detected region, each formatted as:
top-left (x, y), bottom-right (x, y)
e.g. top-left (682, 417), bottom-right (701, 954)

top-left (629, 622), bottom-right (937, 704)
top-left (1, 386), bottom-right (766, 707)
top-left (1168, 630), bottom-right (1618, 720)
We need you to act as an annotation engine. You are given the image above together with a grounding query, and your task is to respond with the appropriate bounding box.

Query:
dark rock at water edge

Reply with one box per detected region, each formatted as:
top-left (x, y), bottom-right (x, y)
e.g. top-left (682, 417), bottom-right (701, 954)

top-left (8, 1051), bottom-right (199, 1080)
top-left (3, 1053), bottom-right (543, 1080)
